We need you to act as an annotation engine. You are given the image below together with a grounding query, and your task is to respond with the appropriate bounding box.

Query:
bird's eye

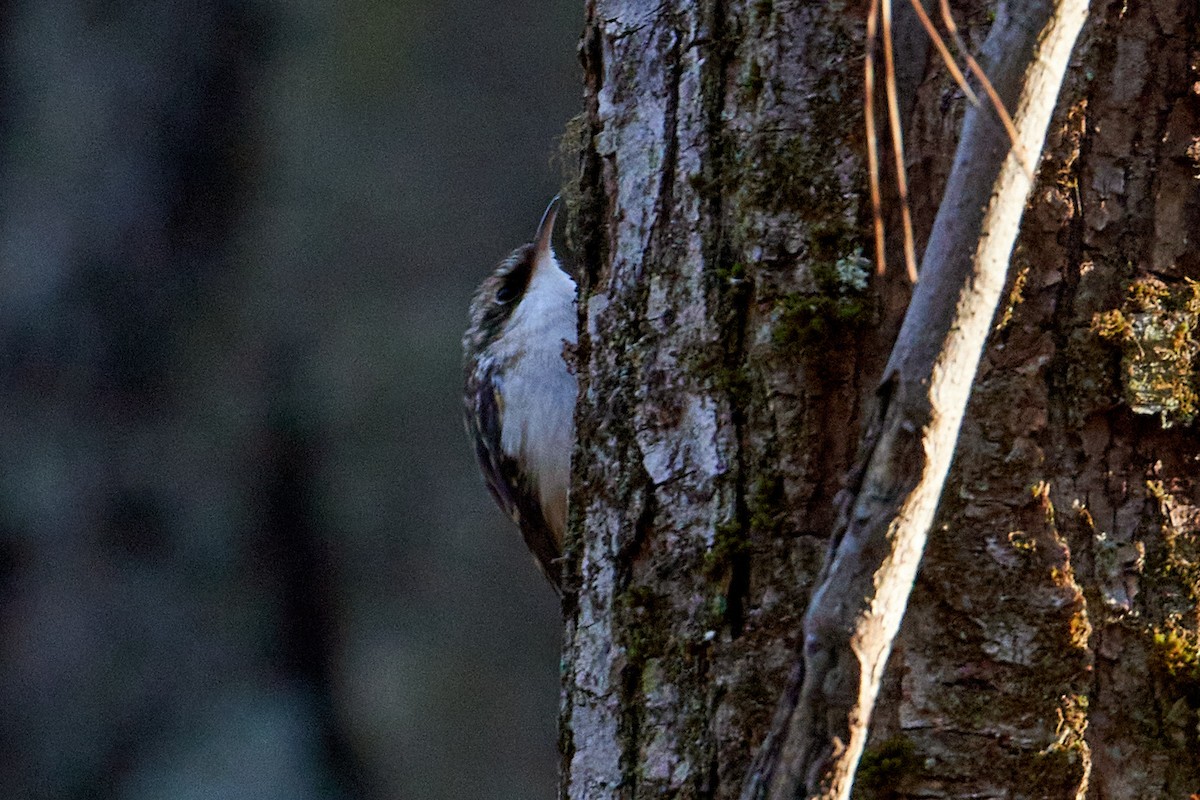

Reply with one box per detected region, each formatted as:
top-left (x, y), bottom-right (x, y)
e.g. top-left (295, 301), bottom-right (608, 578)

top-left (495, 263), bottom-right (531, 305)
top-left (495, 283), bottom-right (518, 304)
top-left (493, 251), bottom-right (533, 306)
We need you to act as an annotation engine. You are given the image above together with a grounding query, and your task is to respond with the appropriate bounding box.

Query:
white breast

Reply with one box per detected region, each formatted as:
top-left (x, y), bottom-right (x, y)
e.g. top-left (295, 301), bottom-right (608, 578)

top-left (497, 253), bottom-right (577, 541)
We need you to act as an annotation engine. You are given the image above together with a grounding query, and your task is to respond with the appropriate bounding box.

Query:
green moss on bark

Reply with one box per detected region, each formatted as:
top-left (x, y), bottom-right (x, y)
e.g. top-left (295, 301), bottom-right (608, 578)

top-left (1092, 277), bottom-right (1200, 427)
top-left (771, 251), bottom-right (872, 349)
top-left (620, 586), bottom-right (671, 669)
top-left (852, 736), bottom-right (919, 800)
top-left (703, 520), bottom-right (751, 579)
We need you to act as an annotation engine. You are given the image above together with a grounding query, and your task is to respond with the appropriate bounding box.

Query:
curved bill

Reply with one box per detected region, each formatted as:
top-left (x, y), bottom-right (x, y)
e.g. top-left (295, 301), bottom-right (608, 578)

top-left (534, 195), bottom-right (560, 256)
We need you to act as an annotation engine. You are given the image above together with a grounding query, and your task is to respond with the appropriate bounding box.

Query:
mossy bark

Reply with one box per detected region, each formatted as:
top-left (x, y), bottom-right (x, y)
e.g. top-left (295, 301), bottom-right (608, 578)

top-left (563, 1), bottom-right (1200, 798)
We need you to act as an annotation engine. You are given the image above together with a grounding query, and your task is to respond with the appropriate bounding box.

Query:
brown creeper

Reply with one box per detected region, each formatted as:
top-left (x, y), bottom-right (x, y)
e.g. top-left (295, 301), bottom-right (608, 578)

top-left (462, 198), bottom-right (576, 591)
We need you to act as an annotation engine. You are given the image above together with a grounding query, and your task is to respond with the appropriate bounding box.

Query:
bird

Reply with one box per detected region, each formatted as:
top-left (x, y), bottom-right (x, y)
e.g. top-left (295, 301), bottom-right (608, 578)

top-left (462, 197), bottom-right (577, 592)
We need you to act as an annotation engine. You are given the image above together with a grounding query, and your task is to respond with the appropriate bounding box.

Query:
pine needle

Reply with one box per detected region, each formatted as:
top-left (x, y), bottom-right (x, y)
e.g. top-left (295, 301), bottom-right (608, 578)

top-left (882, 0), bottom-right (918, 283)
top-left (938, 0), bottom-right (1034, 178)
top-left (865, 0), bottom-right (1035, 284)
top-left (907, 0), bottom-right (979, 106)
top-left (865, 0), bottom-right (888, 278)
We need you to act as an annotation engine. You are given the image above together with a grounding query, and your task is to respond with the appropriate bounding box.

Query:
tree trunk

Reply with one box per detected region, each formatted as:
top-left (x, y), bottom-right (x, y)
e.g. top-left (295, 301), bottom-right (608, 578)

top-left (562, 1), bottom-right (1200, 798)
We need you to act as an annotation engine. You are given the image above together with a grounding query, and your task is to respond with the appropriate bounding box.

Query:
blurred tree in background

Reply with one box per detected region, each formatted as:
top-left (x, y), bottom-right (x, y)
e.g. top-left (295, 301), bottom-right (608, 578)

top-left (0, 1), bottom-right (579, 798)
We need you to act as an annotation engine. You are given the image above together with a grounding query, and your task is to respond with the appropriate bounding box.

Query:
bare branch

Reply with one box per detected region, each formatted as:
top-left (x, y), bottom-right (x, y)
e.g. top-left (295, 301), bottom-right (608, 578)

top-left (740, 0), bottom-right (1088, 797)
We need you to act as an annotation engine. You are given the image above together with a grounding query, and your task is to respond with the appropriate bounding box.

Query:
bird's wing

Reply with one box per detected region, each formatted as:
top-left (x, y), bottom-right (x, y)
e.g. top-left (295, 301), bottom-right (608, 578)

top-left (465, 364), bottom-right (562, 591)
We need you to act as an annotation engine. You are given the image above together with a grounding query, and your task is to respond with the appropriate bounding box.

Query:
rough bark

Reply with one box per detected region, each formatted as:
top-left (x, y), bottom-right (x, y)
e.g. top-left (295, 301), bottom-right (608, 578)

top-left (564, 1), bottom-right (1200, 799)
top-left (565, 3), bottom-right (875, 797)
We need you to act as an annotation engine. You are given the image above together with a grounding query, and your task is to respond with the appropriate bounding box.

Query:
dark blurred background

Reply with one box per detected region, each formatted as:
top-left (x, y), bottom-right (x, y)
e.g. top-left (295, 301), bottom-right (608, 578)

top-left (0, 1), bottom-right (580, 798)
